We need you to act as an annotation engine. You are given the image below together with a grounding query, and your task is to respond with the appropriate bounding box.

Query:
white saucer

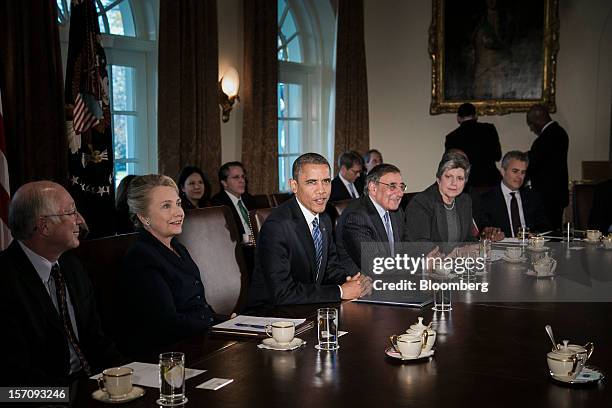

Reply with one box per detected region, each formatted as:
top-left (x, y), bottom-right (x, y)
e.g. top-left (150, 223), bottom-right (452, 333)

top-left (526, 269), bottom-right (554, 278)
top-left (91, 386), bottom-right (145, 404)
top-left (526, 246), bottom-right (549, 252)
top-left (551, 366), bottom-right (605, 384)
top-left (260, 337), bottom-right (304, 350)
top-left (502, 255), bottom-right (526, 263)
top-left (385, 347), bottom-right (434, 361)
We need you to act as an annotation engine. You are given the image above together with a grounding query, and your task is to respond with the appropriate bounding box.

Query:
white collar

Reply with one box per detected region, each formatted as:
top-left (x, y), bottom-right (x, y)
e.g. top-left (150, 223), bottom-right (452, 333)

top-left (541, 120), bottom-right (555, 133)
top-left (338, 172), bottom-right (351, 187)
top-left (295, 197), bottom-right (318, 227)
top-left (368, 194), bottom-right (388, 220)
top-left (17, 240), bottom-right (56, 284)
top-left (224, 190), bottom-right (242, 206)
top-left (500, 181), bottom-right (520, 196)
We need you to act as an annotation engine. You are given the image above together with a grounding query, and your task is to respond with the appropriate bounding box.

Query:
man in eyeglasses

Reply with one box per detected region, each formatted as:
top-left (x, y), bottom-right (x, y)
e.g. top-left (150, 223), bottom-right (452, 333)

top-left (330, 151), bottom-right (364, 202)
top-left (0, 181), bottom-right (122, 386)
top-left (336, 164), bottom-right (405, 274)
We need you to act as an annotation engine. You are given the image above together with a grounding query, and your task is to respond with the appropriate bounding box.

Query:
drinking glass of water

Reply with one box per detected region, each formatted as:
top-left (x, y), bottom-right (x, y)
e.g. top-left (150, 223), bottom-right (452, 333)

top-left (317, 308), bottom-right (339, 350)
top-left (158, 352), bottom-right (187, 406)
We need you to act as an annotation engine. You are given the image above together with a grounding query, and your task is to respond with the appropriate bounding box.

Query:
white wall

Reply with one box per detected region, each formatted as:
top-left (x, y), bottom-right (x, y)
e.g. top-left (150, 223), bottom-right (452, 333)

top-left (364, 0), bottom-right (612, 191)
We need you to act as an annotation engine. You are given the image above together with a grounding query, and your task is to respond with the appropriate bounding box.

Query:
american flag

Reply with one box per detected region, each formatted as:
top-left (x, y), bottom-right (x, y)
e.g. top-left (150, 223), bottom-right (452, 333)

top-left (0, 87), bottom-right (12, 250)
top-left (73, 92), bottom-right (101, 135)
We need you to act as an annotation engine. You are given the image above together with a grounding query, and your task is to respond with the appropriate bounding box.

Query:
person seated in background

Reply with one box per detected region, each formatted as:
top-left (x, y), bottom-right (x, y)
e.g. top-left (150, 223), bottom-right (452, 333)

top-left (363, 149), bottom-right (384, 175)
top-left (588, 179), bottom-right (612, 234)
top-left (246, 153), bottom-right (370, 310)
top-left (477, 151), bottom-right (549, 238)
top-left (177, 165), bottom-right (211, 210)
top-left (115, 174), bottom-right (137, 234)
top-left (445, 102), bottom-right (502, 189)
top-left (330, 151), bottom-right (364, 202)
top-left (0, 181), bottom-right (122, 385)
top-left (336, 163), bottom-right (405, 274)
top-left (120, 175), bottom-right (215, 353)
top-left (211, 161), bottom-right (255, 244)
top-left (403, 151), bottom-right (478, 243)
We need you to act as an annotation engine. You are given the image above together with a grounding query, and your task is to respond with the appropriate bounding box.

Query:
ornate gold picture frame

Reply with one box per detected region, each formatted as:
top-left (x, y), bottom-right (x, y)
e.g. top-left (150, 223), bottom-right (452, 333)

top-left (429, 0), bottom-right (559, 115)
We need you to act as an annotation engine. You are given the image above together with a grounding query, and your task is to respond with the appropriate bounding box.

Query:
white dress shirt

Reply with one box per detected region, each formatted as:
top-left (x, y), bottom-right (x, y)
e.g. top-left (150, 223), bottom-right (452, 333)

top-left (500, 182), bottom-right (526, 236)
top-left (339, 172), bottom-right (359, 198)
top-left (225, 190), bottom-right (252, 243)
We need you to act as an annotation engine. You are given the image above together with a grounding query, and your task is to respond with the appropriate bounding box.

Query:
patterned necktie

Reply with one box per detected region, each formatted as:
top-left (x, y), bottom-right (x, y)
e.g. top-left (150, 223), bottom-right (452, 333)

top-left (237, 199), bottom-right (252, 233)
top-left (383, 212), bottom-right (395, 256)
top-left (50, 264), bottom-right (91, 376)
top-left (509, 192), bottom-right (522, 238)
top-left (312, 217), bottom-right (323, 280)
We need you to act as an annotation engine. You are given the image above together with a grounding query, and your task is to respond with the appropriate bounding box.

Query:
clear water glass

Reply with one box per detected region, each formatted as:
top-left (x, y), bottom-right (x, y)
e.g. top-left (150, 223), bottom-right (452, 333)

top-left (158, 352), bottom-right (187, 406)
top-left (317, 308), bottom-right (339, 350)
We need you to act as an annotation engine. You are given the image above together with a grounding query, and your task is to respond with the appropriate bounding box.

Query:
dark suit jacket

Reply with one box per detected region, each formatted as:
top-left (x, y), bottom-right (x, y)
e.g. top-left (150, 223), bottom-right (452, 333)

top-left (527, 121), bottom-right (569, 209)
top-left (330, 176), bottom-right (363, 202)
top-left (588, 179), bottom-right (612, 234)
top-left (335, 195), bottom-right (404, 274)
top-left (247, 197), bottom-right (348, 308)
top-left (476, 184), bottom-right (550, 236)
top-left (0, 241), bottom-right (122, 385)
top-left (445, 120), bottom-right (502, 188)
top-left (210, 191), bottom-right (255, 235)
top-left (120, 229), bottom-right (214, 352)
top-left (403, 183), bottom-right (476, 243)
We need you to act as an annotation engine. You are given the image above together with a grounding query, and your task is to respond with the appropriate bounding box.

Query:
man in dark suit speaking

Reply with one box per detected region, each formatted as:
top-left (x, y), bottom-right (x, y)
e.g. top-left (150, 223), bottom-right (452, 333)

top-left (476, 151), bottom-right (550, 237)
top-left (0, 181), bottom-right (121, 386)
top-left (336, 164), bottom-right (405, 274)
top-left (247, 153), bottom-right (369, 308)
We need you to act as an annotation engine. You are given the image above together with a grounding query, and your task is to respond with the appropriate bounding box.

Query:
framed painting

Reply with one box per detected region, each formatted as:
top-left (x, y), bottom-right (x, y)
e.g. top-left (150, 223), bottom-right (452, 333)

top-left (429, 0), bottom-right (559, 115)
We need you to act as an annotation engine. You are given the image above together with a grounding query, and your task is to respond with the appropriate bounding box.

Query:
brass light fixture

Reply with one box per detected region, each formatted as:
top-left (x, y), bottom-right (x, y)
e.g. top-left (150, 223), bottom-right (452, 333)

top-left (219, 67), bottom-right (240, 122)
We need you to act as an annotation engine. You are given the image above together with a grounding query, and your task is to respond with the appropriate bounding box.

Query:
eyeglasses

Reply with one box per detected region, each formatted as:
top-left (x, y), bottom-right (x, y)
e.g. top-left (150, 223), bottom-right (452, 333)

top-left (41, 209), bottom-right (79, 219)
top-left (377, 181), bottom-right (407, 192)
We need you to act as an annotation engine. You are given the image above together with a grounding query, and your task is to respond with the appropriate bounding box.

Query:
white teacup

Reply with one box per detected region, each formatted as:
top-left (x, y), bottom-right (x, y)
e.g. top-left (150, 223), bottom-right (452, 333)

top-left (97, 367), bottom-right (133, 400)
top-left (390, 334), bottom-right (423, 358)
top-left (265, 321), bottom-right (295, 344)
top-left (586, 230), bottom-right (602, 241)
top-left (505, 247), bottom-right (522, 259)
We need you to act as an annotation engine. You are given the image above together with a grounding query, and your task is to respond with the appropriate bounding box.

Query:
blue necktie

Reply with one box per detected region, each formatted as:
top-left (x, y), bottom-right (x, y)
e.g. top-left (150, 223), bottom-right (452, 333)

top-left (312, 218), bottom-right (323, 280)
top-left (383, 212), bottom-right (395, 256)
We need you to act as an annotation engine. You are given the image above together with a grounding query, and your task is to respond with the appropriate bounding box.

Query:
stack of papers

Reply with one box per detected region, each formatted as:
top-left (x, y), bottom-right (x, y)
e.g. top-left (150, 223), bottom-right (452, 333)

top-left (212, 315), bottom-right (307, 334)
top-left (90, 362), bottom-right (205, 388)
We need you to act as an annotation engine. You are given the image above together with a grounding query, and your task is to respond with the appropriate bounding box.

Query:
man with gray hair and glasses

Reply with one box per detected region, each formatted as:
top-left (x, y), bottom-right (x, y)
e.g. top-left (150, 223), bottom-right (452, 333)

top-left (476, 151), bottom-right (550, 237)
top-left (336, 164), bottom-right (405, 274)
top-left (0, 181), bottom-right (121, 386)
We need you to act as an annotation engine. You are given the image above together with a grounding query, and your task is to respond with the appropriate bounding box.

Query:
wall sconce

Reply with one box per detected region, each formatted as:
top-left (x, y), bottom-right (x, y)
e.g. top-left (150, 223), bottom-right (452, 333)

top-left (219, 67), bottom-right (240, 122)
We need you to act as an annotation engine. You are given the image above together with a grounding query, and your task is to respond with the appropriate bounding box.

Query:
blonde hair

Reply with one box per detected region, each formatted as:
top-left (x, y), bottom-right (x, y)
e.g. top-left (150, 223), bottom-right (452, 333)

top-left (127, 174), bottom-right (178, 228)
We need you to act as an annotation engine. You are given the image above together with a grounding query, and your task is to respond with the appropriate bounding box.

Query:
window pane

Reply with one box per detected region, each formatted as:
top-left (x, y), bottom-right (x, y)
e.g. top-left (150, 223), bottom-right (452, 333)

top-left (287, 120), bottom-right (302, 152)
top-left (286, 36), bottom-right (302, 63)
top-left (277, 0), bottom-right (287, 25)
top-left (282, 8), bottom-right (297, 38)
top-left (111, 65), bottom-right (135, 111)
top-left (278, 83), bottom-right (286, 117)
top-left (113, 114), bottom-right (137, 167)
top-left (278, 119), bottom-right (288, 151)
top-left (98, 15), bottom-right (107, 33)
top-left (286, 84), bottom-right (302, 118)
top-left (278, 155), bottom-right (299, 192)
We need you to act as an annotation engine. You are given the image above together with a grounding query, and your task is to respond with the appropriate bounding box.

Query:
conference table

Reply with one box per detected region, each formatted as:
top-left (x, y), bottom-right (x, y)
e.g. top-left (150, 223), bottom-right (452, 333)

top-left (72, 241), bottom-right (611, 407)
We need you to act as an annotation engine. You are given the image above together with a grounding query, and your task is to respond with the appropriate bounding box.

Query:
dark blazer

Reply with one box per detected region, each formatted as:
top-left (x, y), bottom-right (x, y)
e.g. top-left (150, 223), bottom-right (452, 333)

top-left (335, 195), bottom-right (404, 274)
top-left (588, 179), bottom-right (612, 234)
top-left (527, 121), bottom-right (569, 226)
top-left (0, 241), bottom-right (122, 385)
top-left (210, 191), bottom-right (254, 235)
top-left (403, 183), bottom-right (476, 243)
top-left (247, 197), bottom-right (348, 309)
top-left (476, 184), bottom-right (550, 236)
top-left (120, 229), bottom-right (214, 352)
top-left (330, 176), bottom-right (364, 202)
top-left (445, 119), bottom-right (502, 188)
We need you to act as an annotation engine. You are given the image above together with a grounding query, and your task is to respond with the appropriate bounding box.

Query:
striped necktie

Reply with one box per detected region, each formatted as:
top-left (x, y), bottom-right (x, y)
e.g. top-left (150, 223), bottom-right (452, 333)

top-left (312, 217), bottom-right (323, 280)
top-left (50, 264), bottom-right (91, 376)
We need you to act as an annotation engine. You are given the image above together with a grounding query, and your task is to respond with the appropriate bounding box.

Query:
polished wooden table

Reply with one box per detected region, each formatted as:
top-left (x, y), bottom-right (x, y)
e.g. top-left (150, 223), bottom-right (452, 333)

top-left (73, 300), bottom-right (610, 407)
top-left (72, 241), bottom-right (610, 407)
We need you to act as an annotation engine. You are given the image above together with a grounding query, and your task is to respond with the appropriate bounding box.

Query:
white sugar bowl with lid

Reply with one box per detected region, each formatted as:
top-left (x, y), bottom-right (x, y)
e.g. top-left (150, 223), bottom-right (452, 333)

top-left (406, 317), bottom-right (436, 352)
top-left (547, 340), bottom-right (594, 380)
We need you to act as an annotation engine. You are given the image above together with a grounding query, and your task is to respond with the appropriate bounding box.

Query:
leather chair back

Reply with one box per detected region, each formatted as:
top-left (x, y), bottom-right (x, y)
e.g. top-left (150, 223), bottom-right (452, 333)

top-left (71, 233), bottom-right (138, 339)
top-left (250, 194), bottom-right (274, 209)
top-left (272, 193), bottom-right (293, 206)
top-left (249, 207), bottom-right (273, 243)
top-left (177, 206), bottom-right (249, 315)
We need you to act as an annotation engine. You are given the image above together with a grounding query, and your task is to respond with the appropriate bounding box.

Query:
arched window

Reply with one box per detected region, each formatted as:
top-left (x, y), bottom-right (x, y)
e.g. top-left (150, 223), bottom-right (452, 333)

top-left (277, 0), bottom-right (336, 191)
top-left (56, 0), bottom-right (157, 187)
